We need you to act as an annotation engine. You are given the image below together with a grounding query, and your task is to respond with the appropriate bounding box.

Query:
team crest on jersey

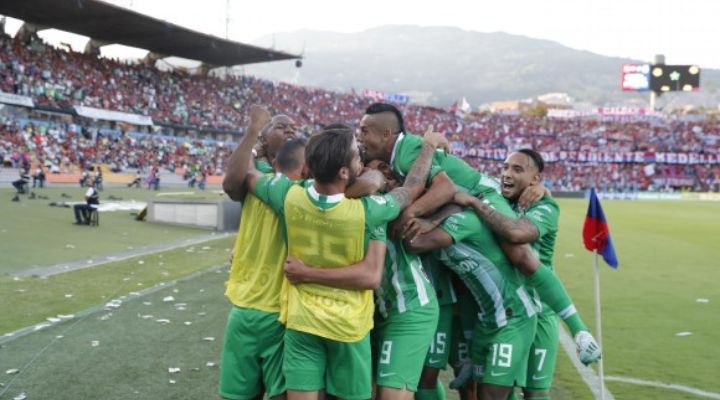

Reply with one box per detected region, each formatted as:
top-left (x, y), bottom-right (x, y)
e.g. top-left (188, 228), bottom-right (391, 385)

top-left (369, 195), bottom-right (387, 205)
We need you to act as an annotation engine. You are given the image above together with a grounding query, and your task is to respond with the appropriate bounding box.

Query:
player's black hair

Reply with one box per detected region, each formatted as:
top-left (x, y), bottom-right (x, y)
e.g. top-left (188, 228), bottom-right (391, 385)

top-left (276, 138), bottom-right (306, 173)
top-left (305, 124), bottom-right (356, 183)
top-left (518, 148), bottom-right (545, 173)
top-left (364, 103), bottom-right (405, 134)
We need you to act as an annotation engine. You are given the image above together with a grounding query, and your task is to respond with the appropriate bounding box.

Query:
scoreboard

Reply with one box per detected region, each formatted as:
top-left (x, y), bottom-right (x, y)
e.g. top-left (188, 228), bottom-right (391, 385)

top-left (621, 63), bottom-right (700, 93)
top-left (622, 64), bottom-right (651, 91)
top-left (650, 65), bottom-right (701, 92)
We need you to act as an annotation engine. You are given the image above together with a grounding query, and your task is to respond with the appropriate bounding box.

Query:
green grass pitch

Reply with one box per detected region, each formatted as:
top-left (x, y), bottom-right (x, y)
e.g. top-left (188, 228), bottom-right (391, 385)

top-left (1, 192), bottom-right (718, 399)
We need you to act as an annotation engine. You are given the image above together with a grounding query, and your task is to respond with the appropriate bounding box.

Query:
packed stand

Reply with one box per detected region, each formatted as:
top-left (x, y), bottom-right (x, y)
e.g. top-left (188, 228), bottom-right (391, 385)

top-left (1, 33), bottom-right (720, 191)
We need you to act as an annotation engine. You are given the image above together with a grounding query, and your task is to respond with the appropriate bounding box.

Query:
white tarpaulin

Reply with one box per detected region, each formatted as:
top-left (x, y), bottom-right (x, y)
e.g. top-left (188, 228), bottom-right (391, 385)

top-left (74, 105), bottom-right (154, 126)
top-left (0, 91), bottom-right (34, 108)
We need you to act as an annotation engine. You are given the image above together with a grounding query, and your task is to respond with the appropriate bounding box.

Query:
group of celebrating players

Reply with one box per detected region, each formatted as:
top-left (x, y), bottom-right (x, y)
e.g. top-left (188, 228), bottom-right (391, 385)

top-left (219, 102), bottom-right (601, 400)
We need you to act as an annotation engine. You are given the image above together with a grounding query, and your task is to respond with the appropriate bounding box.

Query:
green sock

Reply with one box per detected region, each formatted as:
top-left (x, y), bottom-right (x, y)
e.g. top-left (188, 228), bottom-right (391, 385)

top-left (507, 391), bottom-right (520, 400)
top-left (416, 388), bottom-right (439, 400)
top-left (528, 266), bottom-right (587, 336)
top-left (436, 380), bottom-right (446, 400)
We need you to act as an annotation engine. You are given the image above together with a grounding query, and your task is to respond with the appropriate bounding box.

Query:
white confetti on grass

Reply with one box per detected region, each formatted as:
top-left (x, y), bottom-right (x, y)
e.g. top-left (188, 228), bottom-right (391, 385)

top-left (138, 260), bottom-right (145, 265)
top-left (696, 298), bottom-right (709, 303)
top-left (13, 392), bottom-right (26, 400)
top-left (676, 332), bottom-right (693, 337)
top-left (169, 380), bottom-right (176, 384)
top-left (206, 362), bottom-right (216, 368)
top-left (57, 314), bottom-right (74, 319)
top-left (184, 321), bottom-right (192, 326)
top-left (163, 296), bottom-right (175, 302)
top-left (168, 368), bottom-right (181, 374)
top-left (64, 294), bottom-right (73, 298)
top-left (202, 337), bottom-right (215, 342)
top-left (6, 369), bottom-right (19, 375)
top-left (91, 340), bottom-right (100, 347)
top-left (46, 317), bottom-right (61, 323)
top-left (156, 319), bottom-right (171, 324)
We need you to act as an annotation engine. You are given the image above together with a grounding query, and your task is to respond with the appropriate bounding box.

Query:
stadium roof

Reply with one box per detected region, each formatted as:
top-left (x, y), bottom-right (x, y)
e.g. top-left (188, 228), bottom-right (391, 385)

top-left (0, 0), bottom-right (300, 66)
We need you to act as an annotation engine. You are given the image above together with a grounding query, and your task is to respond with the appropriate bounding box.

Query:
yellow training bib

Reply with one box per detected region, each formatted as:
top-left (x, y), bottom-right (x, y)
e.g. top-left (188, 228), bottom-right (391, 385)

top-left (225, 193), bottom-right (286, 312)
top-left (283, 185), bottom-right (373, 342)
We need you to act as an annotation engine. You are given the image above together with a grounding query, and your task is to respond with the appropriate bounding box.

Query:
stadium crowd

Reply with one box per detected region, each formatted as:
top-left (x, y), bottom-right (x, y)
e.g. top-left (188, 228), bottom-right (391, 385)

top-left (1, 33), bottom-right (720, 191)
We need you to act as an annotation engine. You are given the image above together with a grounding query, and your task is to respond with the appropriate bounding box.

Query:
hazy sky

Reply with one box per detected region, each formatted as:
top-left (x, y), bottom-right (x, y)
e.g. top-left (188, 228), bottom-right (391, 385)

top-left (3, 0), bottom-right (719, 68)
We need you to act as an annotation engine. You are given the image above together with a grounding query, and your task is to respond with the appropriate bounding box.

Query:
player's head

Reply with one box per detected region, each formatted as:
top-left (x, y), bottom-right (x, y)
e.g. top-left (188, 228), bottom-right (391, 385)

top-left (274, 138), bottom-right (308, 180)
top-left (358, 103), bottom-right (404, 162)
top-left (366, 159), bottom-right (400, 191)
top-left (261, 114), bottom-right (298, 160)
top-left (501, 149), bottom-right (544, 201)
top-left (306, 123), bottom-right (362, 186)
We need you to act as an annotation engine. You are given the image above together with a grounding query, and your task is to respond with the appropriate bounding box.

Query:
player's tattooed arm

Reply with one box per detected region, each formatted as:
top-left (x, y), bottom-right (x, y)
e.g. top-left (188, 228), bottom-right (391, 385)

top-left (453, 191), bottom-right (539, 244)
top-left (223, 105), bottom-right (271, 201)
top-left (390, 126), bottom-right (451, 209)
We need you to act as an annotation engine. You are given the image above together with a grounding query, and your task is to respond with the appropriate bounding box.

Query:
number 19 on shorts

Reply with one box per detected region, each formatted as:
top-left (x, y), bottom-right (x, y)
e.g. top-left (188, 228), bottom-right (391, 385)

top-left (491, 343), bottom-right (513, 367)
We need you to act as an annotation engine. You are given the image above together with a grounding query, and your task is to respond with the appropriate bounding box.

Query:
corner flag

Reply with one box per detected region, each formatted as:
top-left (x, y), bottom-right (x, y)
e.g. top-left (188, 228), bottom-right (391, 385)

top-left (583, 188), bottom-right (619, 268)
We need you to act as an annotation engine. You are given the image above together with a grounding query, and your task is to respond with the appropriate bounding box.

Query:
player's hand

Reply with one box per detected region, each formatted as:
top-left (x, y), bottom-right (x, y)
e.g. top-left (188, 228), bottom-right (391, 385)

top-left (423, 125), bottom-right (450, 153)
top-left (284, 256), bottom-right (311, 285)
top-left (390, 208), bottom-right (416, 240)
top-left (248, 105), bottom-right (272, 136)
top-left (453, 191), bottom-right (480, 207)
top-left (517, 183), bottom-right (548, 209)
top-left (449, 360), bottom-right (473, 389)
top-left (403, 217), bottom-right (438, 243)
top-left (228, 249), bottom-right (235, 265)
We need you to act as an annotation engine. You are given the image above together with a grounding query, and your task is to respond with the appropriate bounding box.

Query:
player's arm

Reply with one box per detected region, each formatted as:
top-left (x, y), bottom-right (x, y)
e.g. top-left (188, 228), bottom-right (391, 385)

top-left (400, 172), bottom-right (456, 220)
top-left (222, 105), bottom-right (271, 201)
top-left (453, 191), bottom-right (539, 244)
top-left (403, 203), bottom-right (462, 242)
top-left (403, 227), bottom-right (454, 253)
top-left (283, 240), bottom-right (387, 290)
top-left (344, 169), bottom-right (386, 198)
top-left (389, 127), bottom-right (451, 209)
top-left (517, 184), bottom-right (551, 210)
top-left (499, 241), bottom-right (541, 277)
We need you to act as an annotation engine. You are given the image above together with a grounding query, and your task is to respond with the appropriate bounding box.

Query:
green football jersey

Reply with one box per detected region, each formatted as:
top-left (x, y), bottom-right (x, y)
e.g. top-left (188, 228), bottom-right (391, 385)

top-left (438, 192), bottom-right (537, 328)
top-left (514, 195), bottom-right (560, 315)
top-left (515, 196), bottom-right (559, 271)
top-left (390, 132), bottom-right (500, 196)
top-left (376, 240), bottom-right (437, 318)
top-left (421, 252), bottom-right (457, 307)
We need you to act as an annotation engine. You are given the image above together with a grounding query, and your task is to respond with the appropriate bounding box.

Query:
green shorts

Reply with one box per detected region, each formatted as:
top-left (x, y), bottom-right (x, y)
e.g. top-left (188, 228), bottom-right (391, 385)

top-left (525, 311), bottom-right (559, 391)
top-left (283, 329), bottom-right (371, 400)
top-left (219, 306), bottom-right (285, 400)
top-left (449, 295), bottom-right (478, 370)
top-left (472, 316), bottom-right (537, 388)
top-left (424, 304), bottom-right (454, 369)
top-left (373, 301), bottom-right (439, 391)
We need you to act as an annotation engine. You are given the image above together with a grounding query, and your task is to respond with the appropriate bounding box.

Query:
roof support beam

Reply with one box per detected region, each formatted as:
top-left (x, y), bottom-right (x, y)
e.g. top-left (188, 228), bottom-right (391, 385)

top-left (15, 22), bottom-right (47, 44)
top-left (142, 51), bottom-right (167, 66)
top-left (84, 39), bottom-right (110, 56)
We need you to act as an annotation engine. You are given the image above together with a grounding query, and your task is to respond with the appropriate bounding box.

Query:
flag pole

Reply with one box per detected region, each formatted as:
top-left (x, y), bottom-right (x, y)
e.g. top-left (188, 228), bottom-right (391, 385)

top-left (593, 249), bottom-right (606, 400)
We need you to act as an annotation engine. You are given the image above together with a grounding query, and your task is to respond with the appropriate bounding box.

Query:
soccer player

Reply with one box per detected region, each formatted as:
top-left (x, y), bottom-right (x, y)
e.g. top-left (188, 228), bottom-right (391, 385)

top-left (406, 190), bottom-right (540, 400)
top-left (219, 108), bottom-right (304, 400)
top-left (237, 114), bottom-right (441, 400)
top-left (283, 149), bottom-right (450, 400)
top-left (453, 150), bottom-right (601, 399)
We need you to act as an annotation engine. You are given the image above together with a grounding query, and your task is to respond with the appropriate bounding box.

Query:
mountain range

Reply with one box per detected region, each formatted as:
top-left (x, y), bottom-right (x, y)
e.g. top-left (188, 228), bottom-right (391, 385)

top-left (242, 25), bottom-right (720, 109)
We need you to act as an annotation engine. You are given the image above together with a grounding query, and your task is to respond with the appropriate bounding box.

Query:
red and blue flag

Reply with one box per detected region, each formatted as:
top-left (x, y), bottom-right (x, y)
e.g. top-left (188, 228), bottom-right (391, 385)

top-left (583, 188), bottom-right (619, 268)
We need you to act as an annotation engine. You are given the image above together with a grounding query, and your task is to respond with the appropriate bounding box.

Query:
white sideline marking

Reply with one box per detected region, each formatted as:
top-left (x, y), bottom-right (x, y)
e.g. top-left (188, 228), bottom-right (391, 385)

top-left (605, 376), bottom-right (720, 399)
top-left (558, 327), bottom-right (616, 399)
